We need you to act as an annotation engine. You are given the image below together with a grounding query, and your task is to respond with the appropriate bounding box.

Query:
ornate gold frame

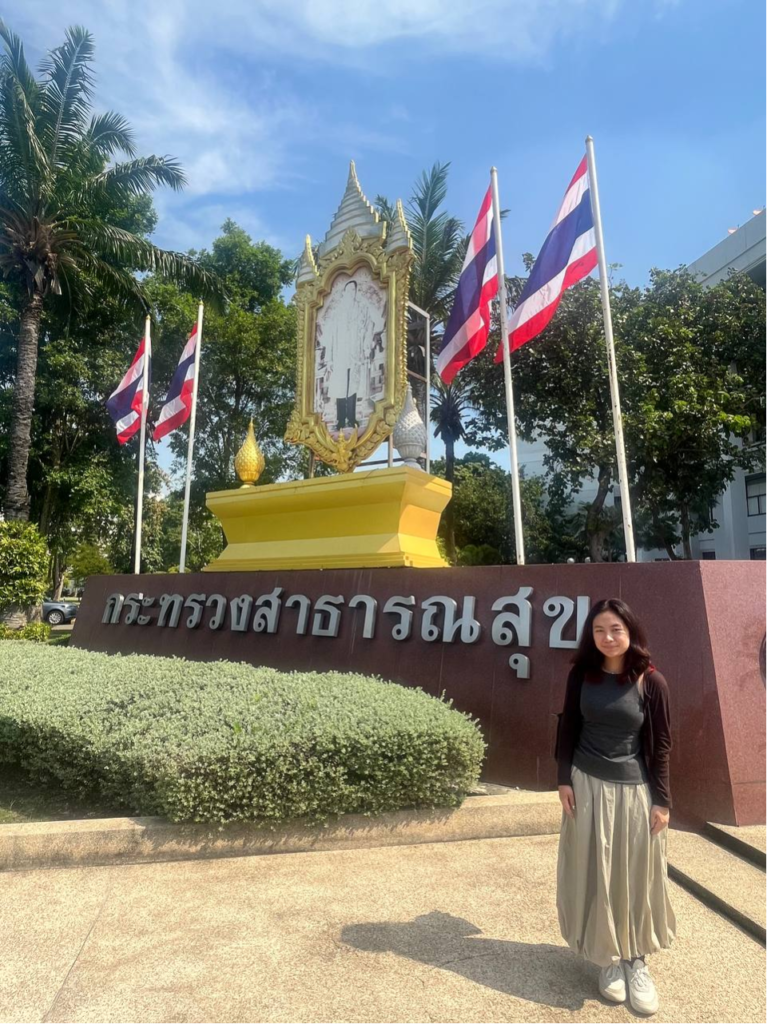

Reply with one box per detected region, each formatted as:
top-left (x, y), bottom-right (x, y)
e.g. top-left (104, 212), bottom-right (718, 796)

top-left (285, 163), bottom-right (413, 472)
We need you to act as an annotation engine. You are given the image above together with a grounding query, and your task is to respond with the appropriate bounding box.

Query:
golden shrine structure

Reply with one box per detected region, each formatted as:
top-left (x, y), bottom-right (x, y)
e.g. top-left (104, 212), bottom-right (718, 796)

top-left (205, 163), bottom-right (451, 571)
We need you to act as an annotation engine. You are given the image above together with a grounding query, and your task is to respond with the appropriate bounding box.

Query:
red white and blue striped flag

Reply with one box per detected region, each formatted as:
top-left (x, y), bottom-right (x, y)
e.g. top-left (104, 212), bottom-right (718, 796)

top-left (436, 186), bottom-right (498, 384)
top-left (106, 338), bottom-right (149, 445)
top-left (497, 156), bottom-right (597, 359)
top-left (153, 324), bottom-right (199, 441)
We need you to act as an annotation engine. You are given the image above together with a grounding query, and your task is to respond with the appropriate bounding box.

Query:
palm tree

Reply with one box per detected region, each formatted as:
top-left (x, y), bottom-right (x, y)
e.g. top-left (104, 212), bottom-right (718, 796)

top-left (0, 22), bottom-right (217, 519)
top-left (378, 164), bottom-right (467, 558)
top-left (405, 163), bottom-right (465, 323)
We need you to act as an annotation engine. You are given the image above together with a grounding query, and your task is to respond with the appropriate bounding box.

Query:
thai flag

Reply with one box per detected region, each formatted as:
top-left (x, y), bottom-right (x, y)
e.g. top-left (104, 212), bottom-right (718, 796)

top-left (497, 156), bottom-right (597, 359)
top-left (436, 186), bottom-right (498, 384)
top-left (106, 338), bottom-right (149, 445)
top-left (153, 325), bottom-right (198, 441)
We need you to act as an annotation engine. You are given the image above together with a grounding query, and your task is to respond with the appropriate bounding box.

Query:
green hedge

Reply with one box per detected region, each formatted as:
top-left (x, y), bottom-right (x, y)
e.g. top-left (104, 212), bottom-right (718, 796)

top-left (0, 644), bottom-right (485, 825)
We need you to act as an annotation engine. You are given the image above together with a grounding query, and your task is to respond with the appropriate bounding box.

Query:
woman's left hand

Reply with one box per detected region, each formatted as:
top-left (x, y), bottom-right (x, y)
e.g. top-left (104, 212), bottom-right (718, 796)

top-left (650, 805), bottom-right (670, 836)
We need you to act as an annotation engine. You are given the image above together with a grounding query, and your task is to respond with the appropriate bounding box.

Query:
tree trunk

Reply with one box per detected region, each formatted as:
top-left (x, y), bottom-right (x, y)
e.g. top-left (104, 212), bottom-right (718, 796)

top-left (650, 506), bottom-right (678, 560)
top-left (52, 552), bottom-right (65, 600)
top-left (444, 435), bottom-right (456, 564)
top-left (680, 503), bottom-right (693, 560)
top-left (4, 291), bottom-right (44, 520)
top-left (585, 465), bottom-right (611, 562)
top-left (39, 429), bottom-right (61, 538)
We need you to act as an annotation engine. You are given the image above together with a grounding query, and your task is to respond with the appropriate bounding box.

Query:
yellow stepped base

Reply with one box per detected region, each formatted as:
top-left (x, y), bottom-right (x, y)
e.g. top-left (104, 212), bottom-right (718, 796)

top-left (204, 466), bottom-right (452, 571)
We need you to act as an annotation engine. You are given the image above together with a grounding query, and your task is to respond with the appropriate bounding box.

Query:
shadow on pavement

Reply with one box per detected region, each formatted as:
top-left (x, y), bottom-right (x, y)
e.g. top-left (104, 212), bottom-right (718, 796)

top-left (341, 910), bottom-right (594, 1012)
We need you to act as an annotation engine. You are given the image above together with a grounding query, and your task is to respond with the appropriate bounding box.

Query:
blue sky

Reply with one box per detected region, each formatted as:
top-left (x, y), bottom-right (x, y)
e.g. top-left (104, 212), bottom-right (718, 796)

top-left (11, 1), bottom-right (766, 479)
top-left (13, 0), bottom-right (765, 284)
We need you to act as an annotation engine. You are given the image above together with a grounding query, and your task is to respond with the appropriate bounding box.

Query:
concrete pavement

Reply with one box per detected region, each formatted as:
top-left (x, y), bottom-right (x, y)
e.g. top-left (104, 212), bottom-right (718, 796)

top-left (1, 834), bottom-right (764, 1024)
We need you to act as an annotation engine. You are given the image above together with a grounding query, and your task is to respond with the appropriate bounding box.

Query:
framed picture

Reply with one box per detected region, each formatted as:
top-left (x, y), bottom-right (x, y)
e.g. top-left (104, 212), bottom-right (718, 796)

top-left (314, 264), bottom-right (387, 441)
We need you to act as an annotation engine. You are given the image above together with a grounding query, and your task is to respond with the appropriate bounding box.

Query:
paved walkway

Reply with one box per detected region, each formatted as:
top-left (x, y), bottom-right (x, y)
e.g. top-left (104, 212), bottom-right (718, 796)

top-left (1, 835), bottom-right (764, 1024)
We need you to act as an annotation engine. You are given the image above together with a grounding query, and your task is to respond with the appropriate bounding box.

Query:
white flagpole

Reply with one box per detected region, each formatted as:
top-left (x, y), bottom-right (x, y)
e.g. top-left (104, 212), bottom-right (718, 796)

top-left (179, 301), bottom-right (204, 573)
top-left (133, 314), bottom-right (151, 575)
top-left (585, 136), bottom-right (637, 563)
top-left (491, 166), bottom-right (526, 565)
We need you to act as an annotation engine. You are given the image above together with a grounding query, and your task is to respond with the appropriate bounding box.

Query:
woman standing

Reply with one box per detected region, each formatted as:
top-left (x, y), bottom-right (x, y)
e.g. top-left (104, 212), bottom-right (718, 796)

top-left (556, 598), bottom-right (676, 1016)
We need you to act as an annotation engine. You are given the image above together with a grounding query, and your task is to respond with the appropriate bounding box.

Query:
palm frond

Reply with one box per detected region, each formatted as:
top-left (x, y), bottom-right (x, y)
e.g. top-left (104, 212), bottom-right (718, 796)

top-left (0, 19), bottom-right (37, 98)
top-left (0, 19), bottom-right (48, 199)
top-left (38, 25), bottom-right (94, 166)
top-left (73, 219), bottom-right (222, 298)
top-left (409, 162), bottom-right (451, 222)
top-left (61, 247), bottom-right (147, 308)
top-left (94, 155), bottom-right (187, 195)
top-left (374, 194), bottom-right (396, 232)
top-left (85, 110), bottom-right (135, 158)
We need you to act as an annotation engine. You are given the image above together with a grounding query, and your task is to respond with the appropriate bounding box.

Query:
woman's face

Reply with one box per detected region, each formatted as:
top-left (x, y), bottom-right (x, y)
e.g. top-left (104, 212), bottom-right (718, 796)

top-left (592, 610), bottom-right (631, 661)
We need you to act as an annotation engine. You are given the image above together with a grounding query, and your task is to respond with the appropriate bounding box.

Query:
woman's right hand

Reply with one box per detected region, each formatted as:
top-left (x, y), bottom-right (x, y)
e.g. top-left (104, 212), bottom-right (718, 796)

top-left (558, 785), bottom-right (576, 818)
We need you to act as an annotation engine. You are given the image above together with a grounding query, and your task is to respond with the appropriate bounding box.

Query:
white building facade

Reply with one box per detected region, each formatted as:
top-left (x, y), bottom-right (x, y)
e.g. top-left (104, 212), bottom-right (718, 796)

top-left (664, 210), bottom-right (765, 562)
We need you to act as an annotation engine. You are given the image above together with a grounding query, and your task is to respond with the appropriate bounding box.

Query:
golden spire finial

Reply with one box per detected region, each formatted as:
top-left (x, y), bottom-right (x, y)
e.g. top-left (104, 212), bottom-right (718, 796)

top-left (297, 234), bottom-right (319, 284)
top-left (318, 160), bottom-right (381, 256)
top-left (235, 419), bottom-right (265, 487)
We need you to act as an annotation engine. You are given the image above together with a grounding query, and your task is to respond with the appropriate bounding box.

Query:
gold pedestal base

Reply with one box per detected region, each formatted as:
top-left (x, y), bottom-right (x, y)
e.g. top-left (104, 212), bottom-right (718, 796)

top-left (204, 466), bottom-right (451, 572)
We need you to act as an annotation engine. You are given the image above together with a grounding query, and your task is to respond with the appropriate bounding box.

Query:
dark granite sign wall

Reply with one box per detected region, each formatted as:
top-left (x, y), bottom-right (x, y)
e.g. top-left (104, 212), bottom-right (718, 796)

top-left (72, 560), bottom-right (766, 826)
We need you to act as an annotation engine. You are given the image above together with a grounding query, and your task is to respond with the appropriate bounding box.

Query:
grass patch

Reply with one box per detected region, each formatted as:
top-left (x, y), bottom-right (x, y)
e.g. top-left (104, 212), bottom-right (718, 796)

top-left (46, 633), bottom-right (71, 646)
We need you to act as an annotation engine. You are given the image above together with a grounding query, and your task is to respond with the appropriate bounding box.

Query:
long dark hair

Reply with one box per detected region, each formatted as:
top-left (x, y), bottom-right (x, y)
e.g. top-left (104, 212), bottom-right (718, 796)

top-left (572, 598), bottom-right (651, 683)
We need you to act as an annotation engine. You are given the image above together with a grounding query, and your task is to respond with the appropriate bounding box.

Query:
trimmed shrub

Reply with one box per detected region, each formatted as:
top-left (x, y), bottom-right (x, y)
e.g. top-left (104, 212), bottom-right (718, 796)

top-left (0, 622), bottom-right (51, 642)
top-left (0, 521), bottom-right (48, 611)
top-left (0, 644), bottom-right (486, 825)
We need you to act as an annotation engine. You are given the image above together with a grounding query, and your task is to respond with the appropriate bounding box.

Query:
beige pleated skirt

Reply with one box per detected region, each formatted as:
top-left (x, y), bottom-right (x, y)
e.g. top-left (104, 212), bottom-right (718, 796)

top-left (557, 765), bottom-right (676, 967)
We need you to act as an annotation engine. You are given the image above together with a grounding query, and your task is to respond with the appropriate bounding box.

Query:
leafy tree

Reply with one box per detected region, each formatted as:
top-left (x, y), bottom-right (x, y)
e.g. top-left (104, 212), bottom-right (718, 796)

top-left (430, 378), bottom-right (473, 561)
top-left (0, 520), bottom-right (48, 618)
top-left (431, 453), bottom-right (584, 564)
top-left (464, 275), bottom-right (643, 560)
top-left (703, 270), bottom-right (765, 427)
top-left (0, 21), bottom-right (217, 521)
top-left (70, 542), bottom-right (112, 583)
top-left (435, 453), bottom-right (508, 560)
top-left (0, 201), bottom-right (162, 595)
top-left (465, 266), bottom-right (765, 559)
top-left (148, 221), bottom-right (299, 498)
top-left (627, 269), bottom-right (765, 557)
top-left (568, 501), bottom-right (625, 563)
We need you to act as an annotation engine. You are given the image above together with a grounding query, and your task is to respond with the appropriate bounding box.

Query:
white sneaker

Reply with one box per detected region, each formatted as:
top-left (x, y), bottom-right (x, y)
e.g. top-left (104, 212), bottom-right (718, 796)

top-left (625, 958), bottom-right (659, 1015)
top-left (598, 961), bottom-right (626, 1003)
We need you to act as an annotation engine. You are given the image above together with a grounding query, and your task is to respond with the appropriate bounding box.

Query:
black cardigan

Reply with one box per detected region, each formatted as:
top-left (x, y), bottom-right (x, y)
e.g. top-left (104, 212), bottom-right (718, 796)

top-left (555, 666), bottom-right (673, 809)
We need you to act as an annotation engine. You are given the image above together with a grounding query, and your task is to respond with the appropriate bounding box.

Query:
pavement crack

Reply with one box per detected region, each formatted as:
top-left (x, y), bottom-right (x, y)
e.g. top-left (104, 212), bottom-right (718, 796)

top-left (42, 881), bottom-right (114, 1023)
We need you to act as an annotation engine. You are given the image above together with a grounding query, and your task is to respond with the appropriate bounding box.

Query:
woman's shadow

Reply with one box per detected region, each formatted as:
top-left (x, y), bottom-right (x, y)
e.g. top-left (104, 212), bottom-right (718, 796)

top-left (341, 911), bottom-right (596, 1012)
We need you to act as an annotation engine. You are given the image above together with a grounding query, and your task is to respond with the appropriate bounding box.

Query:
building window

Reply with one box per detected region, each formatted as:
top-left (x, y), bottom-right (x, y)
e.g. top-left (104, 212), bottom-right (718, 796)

top-left (746, 474), bottom-right (766, 516)
top-left (701, 551), bottom-right (716, 560)
top-left (751, 547), bottom-right (766, 561)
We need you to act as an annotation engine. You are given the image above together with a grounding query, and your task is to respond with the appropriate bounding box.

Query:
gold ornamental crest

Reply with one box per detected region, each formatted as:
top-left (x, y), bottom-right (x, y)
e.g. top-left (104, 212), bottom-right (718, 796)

top-left (285, 162), bottom-right (413, 472)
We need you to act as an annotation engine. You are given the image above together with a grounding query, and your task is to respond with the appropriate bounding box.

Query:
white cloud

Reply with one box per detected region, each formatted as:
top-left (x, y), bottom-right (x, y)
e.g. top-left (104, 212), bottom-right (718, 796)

top-left (10, 1), bottom-right (674, 252)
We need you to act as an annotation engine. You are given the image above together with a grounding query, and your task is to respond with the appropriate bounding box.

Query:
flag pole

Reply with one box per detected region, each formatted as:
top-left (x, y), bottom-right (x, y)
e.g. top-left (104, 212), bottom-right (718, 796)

top-left (179, 301), bottom-right (204, 573)
top-left (133, 314), bottom-right (151, 575)
top-left (585, 136), bottom-right (636, 563)
top-left (491, 166), bottom-right (526, 565)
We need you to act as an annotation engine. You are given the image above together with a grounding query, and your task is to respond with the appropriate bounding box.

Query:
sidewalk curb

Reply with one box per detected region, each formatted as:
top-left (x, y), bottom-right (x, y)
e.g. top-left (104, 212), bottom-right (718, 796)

top-left (0, 792), bottom-right (562, 872)
top-left (703, 822), bottom-right (767, 870)
top-left (668, 864), bottom-right (767, 945)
